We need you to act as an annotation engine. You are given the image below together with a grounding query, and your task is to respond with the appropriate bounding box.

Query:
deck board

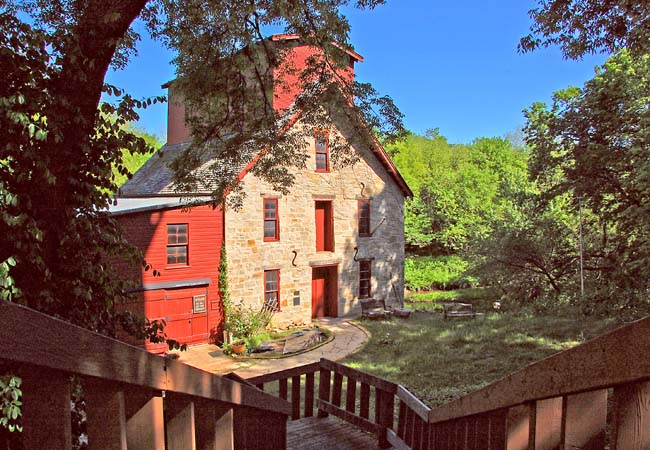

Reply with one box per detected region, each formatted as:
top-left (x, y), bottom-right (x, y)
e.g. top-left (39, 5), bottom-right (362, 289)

top-left (287, 416), bottom-right (381, 450)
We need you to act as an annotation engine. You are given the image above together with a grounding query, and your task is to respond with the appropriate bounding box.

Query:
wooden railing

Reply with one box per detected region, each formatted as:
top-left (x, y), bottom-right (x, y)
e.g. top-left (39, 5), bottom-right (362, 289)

top-left (247, 358), bottom-right (398, 448)
top-left (5, 298), bottom-right (650, 450)
top-left (248, 315), bottom-right (650, 450)
top-left (0, 301), bottom-right (291, 450)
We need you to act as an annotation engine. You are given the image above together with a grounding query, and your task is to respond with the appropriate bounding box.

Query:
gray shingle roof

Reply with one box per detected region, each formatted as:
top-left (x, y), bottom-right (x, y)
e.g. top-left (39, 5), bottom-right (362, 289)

top-left (119, 143), bottom-right (190, 196)
top-left (118, 141), bottom-right (244, 197)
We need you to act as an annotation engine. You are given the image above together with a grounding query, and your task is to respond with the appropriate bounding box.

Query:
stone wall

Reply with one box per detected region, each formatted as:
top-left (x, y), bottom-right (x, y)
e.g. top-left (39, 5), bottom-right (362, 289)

top-left (225, 122), bottom-right (406, 327)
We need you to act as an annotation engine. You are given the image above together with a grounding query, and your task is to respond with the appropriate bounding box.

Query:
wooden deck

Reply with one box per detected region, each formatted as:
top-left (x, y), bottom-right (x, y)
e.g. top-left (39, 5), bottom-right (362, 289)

top-left (287, 416), bottom-right (380, 450)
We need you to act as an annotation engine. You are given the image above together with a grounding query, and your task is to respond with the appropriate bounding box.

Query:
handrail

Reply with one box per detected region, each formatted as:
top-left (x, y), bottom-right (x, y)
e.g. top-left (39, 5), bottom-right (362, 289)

top-left (0, 301), bottom-right (291, 450)
top-left (427, 314), bottom-right (650, 423)
top-left (0, 301), bottom-right (290, 415)
top-left (246, 315), bottom-right (650, 450)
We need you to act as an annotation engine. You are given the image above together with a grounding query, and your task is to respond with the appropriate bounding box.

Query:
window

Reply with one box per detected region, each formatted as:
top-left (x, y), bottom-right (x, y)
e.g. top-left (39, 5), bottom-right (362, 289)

top-left (359, 260), bottom-right (371, 299)
top-left (358, 200), bottom-right (371, 236)
top-left (315, 201), bottom-right (334, 252)
top-left (264, 198), bottom-right (279, 241)
top-left (315, 133), bottom-right (329, 172)
top-left (264, 270), bottom-right (280, 311)
top-left (167, 224), bottom-right (188, 265)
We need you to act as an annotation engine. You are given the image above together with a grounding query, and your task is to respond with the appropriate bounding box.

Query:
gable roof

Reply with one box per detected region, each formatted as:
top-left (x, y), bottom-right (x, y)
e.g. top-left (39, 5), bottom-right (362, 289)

top-left (119, 107), bottom-right (412, 199)
top-left (117, 106), bottom-right (413, 198)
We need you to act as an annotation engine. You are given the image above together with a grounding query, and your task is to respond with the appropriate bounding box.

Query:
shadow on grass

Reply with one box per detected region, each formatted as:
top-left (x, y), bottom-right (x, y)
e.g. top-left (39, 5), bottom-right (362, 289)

top-left (343, 310), bottom-right (619, 407)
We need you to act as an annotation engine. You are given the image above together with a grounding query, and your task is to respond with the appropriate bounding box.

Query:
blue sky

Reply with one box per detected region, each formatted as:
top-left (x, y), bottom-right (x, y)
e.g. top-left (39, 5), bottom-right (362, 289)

top-left (106, 0), bottom-right (607, 144)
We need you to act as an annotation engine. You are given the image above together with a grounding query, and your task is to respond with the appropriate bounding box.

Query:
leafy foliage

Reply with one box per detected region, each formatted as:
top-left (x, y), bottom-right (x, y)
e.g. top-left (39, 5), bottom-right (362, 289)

top-left (388, 130), bottom-right (530, 253)
top-left (522, 51), bottom-right (650, 312)
top-left (0, 12), bottom-right (191, 356)
top-left (0, 376), bottom-right (21, 433)
top-left (404, 256), bottom-right (475, 291)
top-left (521, 0), bottom-right (650, 58)
top-left (112, 125), bottom-right (161, 188)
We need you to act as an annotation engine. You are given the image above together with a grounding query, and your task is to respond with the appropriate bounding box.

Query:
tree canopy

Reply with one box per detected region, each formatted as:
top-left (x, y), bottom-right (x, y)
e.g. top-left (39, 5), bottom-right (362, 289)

top-left (521, 0), bottom-right (650, 58)
top-left (0, 0), bottom-right (403, 341)
top-left (524, 50), bottom-right (650, 306)
top-left (388, 131), bottom-right (529, 254)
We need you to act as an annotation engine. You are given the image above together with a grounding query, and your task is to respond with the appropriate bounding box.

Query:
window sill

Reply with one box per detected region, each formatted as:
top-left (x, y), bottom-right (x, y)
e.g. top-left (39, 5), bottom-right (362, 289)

top-left (263, 238), bottom-right (280, 243)
top-left (165, 265), bottom-right (191, 270)
top-left (315, 169), bottom-right (330, 173)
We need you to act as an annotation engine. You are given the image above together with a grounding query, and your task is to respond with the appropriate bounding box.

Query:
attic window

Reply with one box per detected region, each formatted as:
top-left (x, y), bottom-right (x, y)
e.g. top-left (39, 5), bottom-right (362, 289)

top-left (315, 133), bottom-right (329, 172)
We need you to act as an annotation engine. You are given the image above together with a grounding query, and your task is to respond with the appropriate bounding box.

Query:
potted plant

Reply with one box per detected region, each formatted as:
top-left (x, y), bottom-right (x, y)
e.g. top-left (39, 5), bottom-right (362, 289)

top-left (231, 340), bottom-right (246, 355)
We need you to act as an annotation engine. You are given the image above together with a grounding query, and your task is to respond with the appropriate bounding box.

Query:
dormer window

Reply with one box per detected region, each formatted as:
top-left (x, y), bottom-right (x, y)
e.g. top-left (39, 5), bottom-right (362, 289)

top-left (315, 133), bottom-right (329, 172)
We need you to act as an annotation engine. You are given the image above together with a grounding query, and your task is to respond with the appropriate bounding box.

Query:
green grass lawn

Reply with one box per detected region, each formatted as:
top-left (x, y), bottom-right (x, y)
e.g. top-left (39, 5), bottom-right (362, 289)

top-left (405, 288), bottom-right (495, 312)
top-left (343, 305), bottom-right (620, 408)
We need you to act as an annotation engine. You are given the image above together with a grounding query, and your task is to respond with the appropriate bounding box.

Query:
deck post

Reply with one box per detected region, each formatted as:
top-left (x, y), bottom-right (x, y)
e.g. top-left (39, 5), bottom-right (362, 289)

top-left (317, 365), bottom-right (331, 418)
top-left (84, 378), bottom-right (128, 450)
top-left (20, 369), bottom-right (72, 450)
top-left (612, 381), bottom-right (650, 449)
top-left (377, 389), bottom-right (395, 449)
top-left (165, 393), bottom-right (197, 450)
top-left (126, 394), bottom-right (166, 450)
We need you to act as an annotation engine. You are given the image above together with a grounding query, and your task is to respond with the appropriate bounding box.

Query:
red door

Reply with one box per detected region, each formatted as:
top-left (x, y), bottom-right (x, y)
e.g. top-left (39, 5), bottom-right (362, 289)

top-left (312, 266), bottom-right (338, 318)
top-left (144, 290), bottom-right (209, 348)
top-left (315, 201), bottom-right (333, 251)
top-left (312, 268), bottom-right (326, 318)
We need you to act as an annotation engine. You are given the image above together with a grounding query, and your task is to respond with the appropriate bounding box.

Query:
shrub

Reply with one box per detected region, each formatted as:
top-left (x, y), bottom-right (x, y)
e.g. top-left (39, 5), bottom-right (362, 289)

top-left (225, 303), bottom-right (270, 340)
top-left (404, 255), bottom-right (475, 291)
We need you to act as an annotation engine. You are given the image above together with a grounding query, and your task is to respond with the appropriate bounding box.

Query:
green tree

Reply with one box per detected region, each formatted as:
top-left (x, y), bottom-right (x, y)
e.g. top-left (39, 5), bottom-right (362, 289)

top-left (524, 51), bottom-right (650, 306)
top-left (521, 0), bottom-right (650, 58)
top-left (388, 131), bottom-right (529, 253)
top-left (0, 1), bottom-right (403, 338)
top-left (112, 125), bottom-right (161, 188)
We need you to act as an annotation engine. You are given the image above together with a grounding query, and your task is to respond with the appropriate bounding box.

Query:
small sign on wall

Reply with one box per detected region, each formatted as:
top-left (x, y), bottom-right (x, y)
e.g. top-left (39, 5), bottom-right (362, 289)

top-left (193, 294), bottom-right (207, 313)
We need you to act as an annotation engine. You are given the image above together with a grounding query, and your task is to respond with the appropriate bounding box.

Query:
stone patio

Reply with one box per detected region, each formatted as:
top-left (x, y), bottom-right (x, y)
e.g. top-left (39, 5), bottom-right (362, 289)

top-left (174, 317), bottom-right (369, 378)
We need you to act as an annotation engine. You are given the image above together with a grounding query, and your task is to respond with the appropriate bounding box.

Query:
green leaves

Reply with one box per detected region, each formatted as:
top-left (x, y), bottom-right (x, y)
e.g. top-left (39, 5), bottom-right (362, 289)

top-left (0, 375), bottom-right (22, 433)
top-left (388, 132), bottom-right (530, 253)
top-left (521, 0), bottom-right (650, 58)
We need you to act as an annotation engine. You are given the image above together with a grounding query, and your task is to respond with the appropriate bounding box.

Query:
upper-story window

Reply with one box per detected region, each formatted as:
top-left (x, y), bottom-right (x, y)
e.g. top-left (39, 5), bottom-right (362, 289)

top-left (264, 198), bottom-right (279, 241)
top-left (358, 200), bottom-right (371, 237)
top-left (315, 133), bottom-right (329, 172)
top-left (167, 224), bottom-right (188, 265)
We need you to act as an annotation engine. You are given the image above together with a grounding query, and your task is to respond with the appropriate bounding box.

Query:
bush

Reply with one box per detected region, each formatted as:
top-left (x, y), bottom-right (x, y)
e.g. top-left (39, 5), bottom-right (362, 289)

top-left (404, 255), bottom-right (475, 291)
top-left (225, 303), bottom-right (273, 341)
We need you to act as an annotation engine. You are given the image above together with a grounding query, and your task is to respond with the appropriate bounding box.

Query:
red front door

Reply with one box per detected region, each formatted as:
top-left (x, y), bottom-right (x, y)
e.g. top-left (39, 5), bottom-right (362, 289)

top-left (312, 266), bottom-right (338, 318)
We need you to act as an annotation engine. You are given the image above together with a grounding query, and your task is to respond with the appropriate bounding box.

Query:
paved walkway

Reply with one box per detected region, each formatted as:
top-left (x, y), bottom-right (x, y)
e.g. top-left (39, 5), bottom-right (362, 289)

top-left (175, 317), bottom-right (369, 378)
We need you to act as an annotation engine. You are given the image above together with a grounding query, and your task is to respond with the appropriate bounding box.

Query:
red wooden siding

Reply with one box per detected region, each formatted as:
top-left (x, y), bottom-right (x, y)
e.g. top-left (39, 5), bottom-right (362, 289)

top-left (115, 204), bottom-right (224, 351)
top-left (272, 40), bottom-right (356, 114)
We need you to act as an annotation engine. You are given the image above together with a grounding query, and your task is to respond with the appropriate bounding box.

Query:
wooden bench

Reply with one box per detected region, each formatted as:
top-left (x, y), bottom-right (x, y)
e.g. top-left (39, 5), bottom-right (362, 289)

top-left (443, 302), bottom-right (477, 319)
top-left (360, 298), bottom-right (391, 319)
